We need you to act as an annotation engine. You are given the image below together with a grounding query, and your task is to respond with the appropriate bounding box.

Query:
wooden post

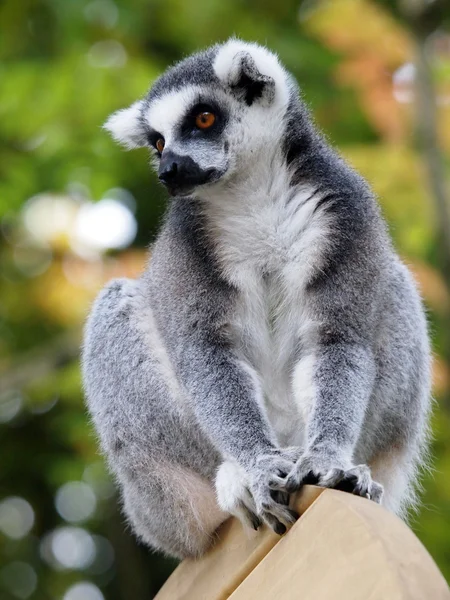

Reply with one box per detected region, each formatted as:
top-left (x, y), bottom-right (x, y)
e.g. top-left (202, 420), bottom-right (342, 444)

top-left (155, 486), bottom-right (449, 600)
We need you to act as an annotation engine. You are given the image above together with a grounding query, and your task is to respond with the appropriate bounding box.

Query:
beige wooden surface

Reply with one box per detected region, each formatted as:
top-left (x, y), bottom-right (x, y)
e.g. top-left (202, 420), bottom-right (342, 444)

top-left (154, 486), bottom-right (324, 600)
top-left (155, 486), bottom-right (449, 600)
top-left (230, 489), bottom-right (449, 600)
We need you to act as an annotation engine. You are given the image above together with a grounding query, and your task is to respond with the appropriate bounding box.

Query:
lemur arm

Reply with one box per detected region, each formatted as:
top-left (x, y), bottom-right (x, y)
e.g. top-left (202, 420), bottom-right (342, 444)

top-left (176, 329), bottom-right (277, 468)
top-left (304, 333), bottom-right (376, 464)
top-left (286, 325), bottom-right (378, 494)
top-left (150, 203), bottom-right (289, 469)
top-left (285, 232), bottom-right (382, 495)
top-left (173, 326), bottom-right (301, 526)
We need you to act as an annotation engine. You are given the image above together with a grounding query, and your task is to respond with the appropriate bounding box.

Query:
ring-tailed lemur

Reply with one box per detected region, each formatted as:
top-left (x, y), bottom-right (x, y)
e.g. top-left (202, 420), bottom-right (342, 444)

top-left (82, 39), bottom-right (432, 559)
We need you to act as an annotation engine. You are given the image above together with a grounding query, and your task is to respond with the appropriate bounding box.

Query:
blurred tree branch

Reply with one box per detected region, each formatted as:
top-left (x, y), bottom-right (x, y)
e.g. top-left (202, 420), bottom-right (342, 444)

top-left (413, 39), bottom-right (450, 282)
top-left (373, 0), bottom-right (450, 282)
top-left (398, 0), bottom-right (450, 285)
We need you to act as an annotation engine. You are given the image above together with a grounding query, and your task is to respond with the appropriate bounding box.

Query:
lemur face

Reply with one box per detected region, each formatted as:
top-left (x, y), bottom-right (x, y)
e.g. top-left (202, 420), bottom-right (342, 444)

top-left (105, 40), bottom-right (292, 197)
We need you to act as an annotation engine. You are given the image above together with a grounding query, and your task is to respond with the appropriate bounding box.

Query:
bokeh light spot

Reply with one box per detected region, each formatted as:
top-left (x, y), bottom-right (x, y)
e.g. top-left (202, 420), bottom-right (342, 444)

top-left (22, 193), bottom-right (80, 249)
top-left (0, 391), bottom-right (23, 424)
top-left (44, 526), bottom-right (96, 570)
top-left (72, 198), bottom-right (137, 253)
top-left (87, 40), bottom-right (126, 68)
top-left (392, 62), bottom-right (415, 104)
top-left (63, 582), bottom-right (104, 600)
top-left (90, 535), bottom-right (115, 574)
top-left (0, 562), bottom-right (37, 599)
top-left (13, 243), bottom-right (53, 277)
top-left (84, 0), bottom-right (118, 29)
top-left (83, 462), bottom-right (115, 500)
top-left (55, 481), bottom-right (97, 523)
top-left (0, 497), bottom-right (34, 539)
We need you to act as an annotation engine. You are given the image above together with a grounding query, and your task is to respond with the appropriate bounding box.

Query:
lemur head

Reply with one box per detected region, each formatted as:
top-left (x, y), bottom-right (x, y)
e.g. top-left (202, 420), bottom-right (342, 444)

top-left (105, 39), bottom-right (296, 197)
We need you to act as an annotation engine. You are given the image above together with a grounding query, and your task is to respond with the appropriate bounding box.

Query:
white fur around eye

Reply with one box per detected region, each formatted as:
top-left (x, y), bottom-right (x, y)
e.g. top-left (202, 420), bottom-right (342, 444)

top-left (145, 86), bottom-right (203, 143)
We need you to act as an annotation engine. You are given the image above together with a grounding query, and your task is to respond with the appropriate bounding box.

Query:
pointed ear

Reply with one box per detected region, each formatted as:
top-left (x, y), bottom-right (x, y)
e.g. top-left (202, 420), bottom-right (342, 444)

top-left (214, 41), bottom-right (291, 107)
top-left (225, 51), bottom-right (275, 106)
top-left (103, 100), bottom-right (147, 149)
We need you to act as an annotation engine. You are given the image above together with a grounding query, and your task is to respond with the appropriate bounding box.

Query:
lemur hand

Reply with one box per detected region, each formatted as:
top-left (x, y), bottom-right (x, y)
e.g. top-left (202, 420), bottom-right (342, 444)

top-left (247, 447), bottom-right (302, 534)
top-left (283, 450), bottom-right (384, 503)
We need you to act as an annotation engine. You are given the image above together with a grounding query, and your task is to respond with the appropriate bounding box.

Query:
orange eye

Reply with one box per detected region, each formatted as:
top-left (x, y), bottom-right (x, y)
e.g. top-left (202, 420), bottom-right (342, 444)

top-left (156, 138), bottom-right (165, 153)
top-left (195, 112), bottom-right (215, 129)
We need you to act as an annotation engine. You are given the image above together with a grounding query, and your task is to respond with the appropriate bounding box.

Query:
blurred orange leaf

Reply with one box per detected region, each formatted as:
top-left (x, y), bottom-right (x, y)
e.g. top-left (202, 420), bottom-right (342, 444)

top-left (304, 0), bottom-right (413, 141)
top-left (31, 250), bottom-right (146, 326)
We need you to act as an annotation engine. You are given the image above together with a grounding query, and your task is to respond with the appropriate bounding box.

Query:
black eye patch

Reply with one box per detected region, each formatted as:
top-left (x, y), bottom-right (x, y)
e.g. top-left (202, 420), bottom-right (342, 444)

top-left (147, 129), bottom-right (164, 151)
top-left (178, 100), bottom-right (227, 141)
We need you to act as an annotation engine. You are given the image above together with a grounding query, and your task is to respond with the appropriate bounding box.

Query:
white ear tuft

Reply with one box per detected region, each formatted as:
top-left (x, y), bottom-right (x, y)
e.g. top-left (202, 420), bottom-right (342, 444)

top-left (103, 100), bottom-right (146, 149)
top-left (213, 39), bottom-right (290, 107)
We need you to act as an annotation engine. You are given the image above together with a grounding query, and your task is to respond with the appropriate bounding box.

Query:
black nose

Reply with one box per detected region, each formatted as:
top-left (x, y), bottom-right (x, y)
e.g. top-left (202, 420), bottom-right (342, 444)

top-left (158, 158), bottom-right (178, 184)
top-left (157, 150), bottom-right (217, 194)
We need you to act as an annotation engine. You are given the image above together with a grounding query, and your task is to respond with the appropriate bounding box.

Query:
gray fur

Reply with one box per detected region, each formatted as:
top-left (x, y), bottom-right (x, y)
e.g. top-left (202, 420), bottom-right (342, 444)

top-left (82, 40), bottom-right (432, 559)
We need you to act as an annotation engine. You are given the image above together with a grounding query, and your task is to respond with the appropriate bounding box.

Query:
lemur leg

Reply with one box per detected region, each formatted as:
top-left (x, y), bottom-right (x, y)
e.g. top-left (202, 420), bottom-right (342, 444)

top-left (83, 278), bottom-right (226, 558)
top-left (122, 463), bottom-right (227, 559)
top-left (369, 449), bottom-right (421, 519)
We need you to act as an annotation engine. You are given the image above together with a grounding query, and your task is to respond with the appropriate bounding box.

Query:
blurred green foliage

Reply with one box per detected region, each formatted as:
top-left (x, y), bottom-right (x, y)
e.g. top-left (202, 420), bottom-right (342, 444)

top-left (1, 1), bottom-right (449, 598)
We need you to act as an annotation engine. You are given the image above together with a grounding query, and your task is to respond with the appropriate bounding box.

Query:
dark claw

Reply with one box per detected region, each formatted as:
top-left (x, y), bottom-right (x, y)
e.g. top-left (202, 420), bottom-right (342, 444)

top-left (278, 491), bottom-right (290, 506)
top-left (274, 521), bottom-right (286, 535)
top-left (250, 513), bottom-right (262, 530)
top-left (285, 477), bottom-right (299, 493)
top-left (264, 512), bottom-right (287, 535)
top-left (287, 508), bottom-right (299, 522)
top-left (238, 501), bottom-right (262, 530)
top-left (352, 484), bottom-right (367, 497)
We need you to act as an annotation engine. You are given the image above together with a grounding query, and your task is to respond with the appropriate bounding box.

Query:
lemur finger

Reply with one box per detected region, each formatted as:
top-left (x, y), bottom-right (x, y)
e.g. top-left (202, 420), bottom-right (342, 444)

top-left (285, 469), bottom-right (319, 493)
top-left (240, 488), bottom-right (261, 524)
top-left (267, 505), bottom-right (299, 527)
top-left (340, 465), bottom-right (372, 497)
top-left (263, 512), bottom-right (287, 535)
top-left (268, 475), bottom-right (288, 491)
top-left (270, 489), bottom-right (290, 505)
top-left (369, 481), bottom-right (384, 504)
top-left (237, 501), bottom-right (263, 530)
top-left (352, 478), bottom-right (371, 498)
top-left (350, 466), bottom-right (384, 504)
top-left (320, 468), bottom-right (347, 488)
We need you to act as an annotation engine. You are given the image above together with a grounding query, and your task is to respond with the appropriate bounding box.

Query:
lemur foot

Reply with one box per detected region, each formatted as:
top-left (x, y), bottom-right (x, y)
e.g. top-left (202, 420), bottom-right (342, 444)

top-left (284, 454), bottom-right (384, 504)
top-left (216, 449), bottom-right (301, 535)
top-left (215, 460), bottom-right (262, 530)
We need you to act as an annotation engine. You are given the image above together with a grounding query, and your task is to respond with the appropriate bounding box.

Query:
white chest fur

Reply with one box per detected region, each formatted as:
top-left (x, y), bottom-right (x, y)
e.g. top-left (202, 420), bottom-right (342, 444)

top-left (203, 177), bottom-right (328, 446)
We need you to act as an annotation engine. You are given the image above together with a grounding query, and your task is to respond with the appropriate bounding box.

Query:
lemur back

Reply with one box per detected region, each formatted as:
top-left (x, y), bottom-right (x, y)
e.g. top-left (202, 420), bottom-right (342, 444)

top-left (82, 39), bottom-right (432, 559)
